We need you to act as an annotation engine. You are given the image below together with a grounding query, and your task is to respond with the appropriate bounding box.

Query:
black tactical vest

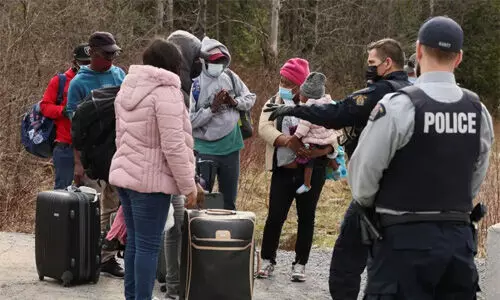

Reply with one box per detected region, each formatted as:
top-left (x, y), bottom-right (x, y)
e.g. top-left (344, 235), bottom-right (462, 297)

top-left (376, 86), bottom-right (482, 212)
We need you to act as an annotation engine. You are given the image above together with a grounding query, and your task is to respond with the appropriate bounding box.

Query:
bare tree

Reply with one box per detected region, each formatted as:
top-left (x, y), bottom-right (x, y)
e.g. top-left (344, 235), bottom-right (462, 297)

top-left (201, 0), bottom-right (207, 32)
top-left (227, 0), bottom-right (232, 49)
top-left (156, 0), bottom-right (164, 32)
top-left (430, 0), bottom-right (435, 16)
top-left (313, 0), bottom-right (320, 52)
top-left (167, 0), bottom-right (174, 32)
top-left (215, 0), bottom-right (220, 40)
top-left (270, 0), bottom-right (280, 58)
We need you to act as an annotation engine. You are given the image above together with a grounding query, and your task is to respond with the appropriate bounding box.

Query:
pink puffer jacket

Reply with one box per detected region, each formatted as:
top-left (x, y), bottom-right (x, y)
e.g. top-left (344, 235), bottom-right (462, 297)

top-left (109, 65), bottom-right (196, 197)
top-left (294, 95), bottom-right (341, 146)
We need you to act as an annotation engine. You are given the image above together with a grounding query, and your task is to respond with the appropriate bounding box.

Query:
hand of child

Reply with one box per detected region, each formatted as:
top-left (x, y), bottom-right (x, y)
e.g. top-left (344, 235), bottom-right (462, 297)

top-left (328, 159), bottom-right (340, 170)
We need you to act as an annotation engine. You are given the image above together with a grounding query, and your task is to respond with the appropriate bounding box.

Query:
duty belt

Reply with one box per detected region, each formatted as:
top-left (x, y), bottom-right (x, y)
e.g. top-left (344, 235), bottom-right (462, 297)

top-left (379, 212), bottom-right (470, 227)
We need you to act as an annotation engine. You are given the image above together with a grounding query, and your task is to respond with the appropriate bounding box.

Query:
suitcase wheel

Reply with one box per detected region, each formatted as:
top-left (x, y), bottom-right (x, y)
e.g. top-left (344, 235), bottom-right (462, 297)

top-left (38, 275), bottom-right (44, 281)
top-left (61, 271), bottom-right (73, 287)
top-left (160, 284), bottom-right (166, 293)
top-left (91, 269), bottom-right (100, 284)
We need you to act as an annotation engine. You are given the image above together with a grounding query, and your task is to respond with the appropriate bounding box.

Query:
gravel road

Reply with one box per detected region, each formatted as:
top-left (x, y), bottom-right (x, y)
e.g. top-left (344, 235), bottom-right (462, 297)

top-left (0, 232), bottom-right (485, 300)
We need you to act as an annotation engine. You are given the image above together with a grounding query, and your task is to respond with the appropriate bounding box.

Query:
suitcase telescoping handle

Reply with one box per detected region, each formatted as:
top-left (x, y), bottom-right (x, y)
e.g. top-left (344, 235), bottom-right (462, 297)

top-left (204, 209), bottom-right (237, 215)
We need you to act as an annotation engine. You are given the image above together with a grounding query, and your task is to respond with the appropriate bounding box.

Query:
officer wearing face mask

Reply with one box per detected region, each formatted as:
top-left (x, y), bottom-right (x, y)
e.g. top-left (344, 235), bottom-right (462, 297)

top-left (190, 36), bottom-right (256, 211)
top-left (351, 16), bottom-right (493, 298)
top-left (264, 38), bottom-right (411, 300)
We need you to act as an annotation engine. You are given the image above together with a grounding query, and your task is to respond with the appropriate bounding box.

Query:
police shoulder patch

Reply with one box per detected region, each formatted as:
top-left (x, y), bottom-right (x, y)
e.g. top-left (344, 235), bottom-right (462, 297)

top-left (351, 86), bottom-right (375, 106)
top-left (353, 94), bottom-right (367, 106)
top-left (369, 103), bottom-right (386, 121)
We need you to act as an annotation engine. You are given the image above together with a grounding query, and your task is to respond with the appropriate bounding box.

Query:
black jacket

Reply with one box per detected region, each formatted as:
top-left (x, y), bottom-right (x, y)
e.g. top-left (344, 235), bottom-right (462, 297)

top-left (287, 71), bottom-right (410, 156)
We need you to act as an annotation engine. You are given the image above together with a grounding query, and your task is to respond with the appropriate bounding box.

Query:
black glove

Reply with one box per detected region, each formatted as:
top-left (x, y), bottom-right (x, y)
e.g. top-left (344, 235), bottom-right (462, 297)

top-left (264, 103), bottom-right (296, 121)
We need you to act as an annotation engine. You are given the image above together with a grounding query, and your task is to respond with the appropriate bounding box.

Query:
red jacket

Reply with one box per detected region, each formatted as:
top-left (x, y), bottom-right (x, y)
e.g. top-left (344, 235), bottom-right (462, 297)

top-left (40, 68), bottom-right (76, 144)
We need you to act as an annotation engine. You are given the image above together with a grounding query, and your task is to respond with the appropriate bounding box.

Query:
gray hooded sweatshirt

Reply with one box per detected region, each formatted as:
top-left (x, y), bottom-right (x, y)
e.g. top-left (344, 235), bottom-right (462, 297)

top-left (166, 30), bottom-right (202, 109)
top-left (190, 37), bottom-right (256, 141)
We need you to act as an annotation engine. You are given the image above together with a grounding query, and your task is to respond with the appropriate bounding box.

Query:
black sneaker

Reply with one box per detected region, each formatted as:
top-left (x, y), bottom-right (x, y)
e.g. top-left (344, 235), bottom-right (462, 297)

top-left (102, 238), bottom-right (125, 252)
top-left (101, 257), bottom-right (124, 278)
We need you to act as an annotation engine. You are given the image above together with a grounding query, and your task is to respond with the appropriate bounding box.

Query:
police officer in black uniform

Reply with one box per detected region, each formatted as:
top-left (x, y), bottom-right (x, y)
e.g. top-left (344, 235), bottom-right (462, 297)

top-left (266, 38), bottom-right (411, 300)
top-left (349, 16), bottom-right (494, 299)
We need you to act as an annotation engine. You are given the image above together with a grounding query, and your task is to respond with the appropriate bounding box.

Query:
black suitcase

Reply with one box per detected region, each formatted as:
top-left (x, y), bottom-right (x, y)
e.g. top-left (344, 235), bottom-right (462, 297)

top-left (180, 209), bottom-right (256, 300)
top-left (196, 158), bottom-right (224, 209)
top-left (35, 188), bottom-right (101, 286)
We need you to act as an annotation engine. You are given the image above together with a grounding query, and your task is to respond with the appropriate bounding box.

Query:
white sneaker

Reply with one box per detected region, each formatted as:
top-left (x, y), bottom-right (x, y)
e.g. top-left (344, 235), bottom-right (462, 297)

top-left (257, 259), bottom-right (275, 279)
top-left (291, 263), bottom-right (306, 282)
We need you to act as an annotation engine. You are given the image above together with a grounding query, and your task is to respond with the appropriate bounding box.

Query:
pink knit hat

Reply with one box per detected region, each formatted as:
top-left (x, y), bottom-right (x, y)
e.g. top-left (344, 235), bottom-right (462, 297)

top-left (280, 58), bottom-right (310, 86)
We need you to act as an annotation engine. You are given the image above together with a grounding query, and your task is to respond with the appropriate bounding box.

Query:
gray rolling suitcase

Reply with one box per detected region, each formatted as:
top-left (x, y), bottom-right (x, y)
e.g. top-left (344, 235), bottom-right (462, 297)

top-left (180, 209), bottom-right (256, 300)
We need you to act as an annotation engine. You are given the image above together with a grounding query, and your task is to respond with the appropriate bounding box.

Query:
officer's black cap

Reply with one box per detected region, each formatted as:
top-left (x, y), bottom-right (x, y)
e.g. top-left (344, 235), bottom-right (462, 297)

top-left (418, 16), bottom-right (463, 53)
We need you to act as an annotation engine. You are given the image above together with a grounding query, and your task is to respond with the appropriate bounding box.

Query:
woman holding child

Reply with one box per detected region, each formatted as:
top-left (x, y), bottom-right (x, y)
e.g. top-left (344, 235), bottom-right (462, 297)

top-left (257, 58), bottom-right (342, 282)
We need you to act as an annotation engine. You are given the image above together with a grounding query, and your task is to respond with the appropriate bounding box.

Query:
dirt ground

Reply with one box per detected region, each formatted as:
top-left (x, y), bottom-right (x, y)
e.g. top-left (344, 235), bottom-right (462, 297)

top-left (0, 232), bottom-right (334, 300)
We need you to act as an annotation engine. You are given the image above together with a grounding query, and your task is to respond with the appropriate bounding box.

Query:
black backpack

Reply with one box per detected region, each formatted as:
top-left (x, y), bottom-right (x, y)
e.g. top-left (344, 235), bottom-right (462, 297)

top-left (71, 86), bottom-right (120, 182)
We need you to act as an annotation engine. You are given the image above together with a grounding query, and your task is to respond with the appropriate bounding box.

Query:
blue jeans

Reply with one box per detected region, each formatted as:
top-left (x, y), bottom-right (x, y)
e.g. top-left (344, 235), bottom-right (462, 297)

top-left (53, 144), bottom-right (74, 189)
top-left (118, 188), bottom-right (171, 300)
top-left (198, 150), bottom-right (240, 210)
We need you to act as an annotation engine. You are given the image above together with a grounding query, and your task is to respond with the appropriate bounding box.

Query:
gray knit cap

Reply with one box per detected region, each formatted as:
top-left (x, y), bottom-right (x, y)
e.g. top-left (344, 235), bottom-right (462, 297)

top-left (300, 72), bottom-right (326, 99)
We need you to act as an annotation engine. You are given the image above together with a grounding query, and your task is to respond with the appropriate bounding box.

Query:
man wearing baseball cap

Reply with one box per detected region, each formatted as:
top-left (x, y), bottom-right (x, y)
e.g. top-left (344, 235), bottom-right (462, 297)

top-left (348, 16), bottom-right (494, 298)
top-left (65, 31), bottom-right (126, 279)
top-left (40, 43), bottom-right (91, 190)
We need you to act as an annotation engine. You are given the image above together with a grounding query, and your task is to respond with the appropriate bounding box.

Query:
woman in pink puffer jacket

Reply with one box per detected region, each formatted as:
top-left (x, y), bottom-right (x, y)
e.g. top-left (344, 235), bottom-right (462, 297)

top-left (108, 39), bottom-right (197, 300)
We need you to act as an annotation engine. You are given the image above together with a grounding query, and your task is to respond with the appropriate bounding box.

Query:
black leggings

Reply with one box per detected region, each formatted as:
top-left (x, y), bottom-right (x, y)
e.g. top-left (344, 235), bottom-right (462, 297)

top-left (260, 166), bottom-right (326, 265)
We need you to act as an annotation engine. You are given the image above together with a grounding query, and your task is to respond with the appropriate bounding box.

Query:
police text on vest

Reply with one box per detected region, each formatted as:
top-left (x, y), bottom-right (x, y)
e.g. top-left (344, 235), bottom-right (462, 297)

top-left (423, 112), bottom-right (476, 134)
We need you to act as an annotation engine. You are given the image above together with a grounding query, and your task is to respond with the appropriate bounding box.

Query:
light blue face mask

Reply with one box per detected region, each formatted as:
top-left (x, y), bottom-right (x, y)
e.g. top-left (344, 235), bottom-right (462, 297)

top-left (408, 77), bottom-right (417, 84)
top-left (279, 87), bottom-right (294, 101)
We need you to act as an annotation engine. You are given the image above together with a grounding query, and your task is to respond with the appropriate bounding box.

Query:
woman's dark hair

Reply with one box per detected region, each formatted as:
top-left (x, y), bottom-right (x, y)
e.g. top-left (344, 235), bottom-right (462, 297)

top-left (142, 39), bottom-right (182, 75)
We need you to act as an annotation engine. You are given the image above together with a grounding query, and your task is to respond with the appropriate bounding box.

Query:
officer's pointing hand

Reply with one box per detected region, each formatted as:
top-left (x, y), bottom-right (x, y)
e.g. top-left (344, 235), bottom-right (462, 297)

top-left (264, 103), bottom-right (295, 121)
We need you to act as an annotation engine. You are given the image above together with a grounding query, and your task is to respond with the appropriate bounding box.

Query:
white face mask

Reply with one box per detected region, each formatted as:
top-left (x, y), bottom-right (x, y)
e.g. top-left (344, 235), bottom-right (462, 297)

top-left (206, 63), bottom-right (224, 77)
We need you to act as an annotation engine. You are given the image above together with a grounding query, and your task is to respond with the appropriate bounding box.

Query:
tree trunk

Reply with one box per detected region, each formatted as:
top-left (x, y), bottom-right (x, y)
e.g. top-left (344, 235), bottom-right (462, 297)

top-left (313, 0), bottom-right (319, 52)
top-left (201, 0), bottom-right (207, 34)
top-left (430, 0), bottom-right (435, 16)
top-left (270, 0), bottom-right (280, 58)
top-left (215, 0), bottom-right (220, 40)
top-left (167, 0), bottom-right (174, 32)
top-left (156, 0), bottom-right (164, 33)
top-left (226, 0), bottom-right (231, 49)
